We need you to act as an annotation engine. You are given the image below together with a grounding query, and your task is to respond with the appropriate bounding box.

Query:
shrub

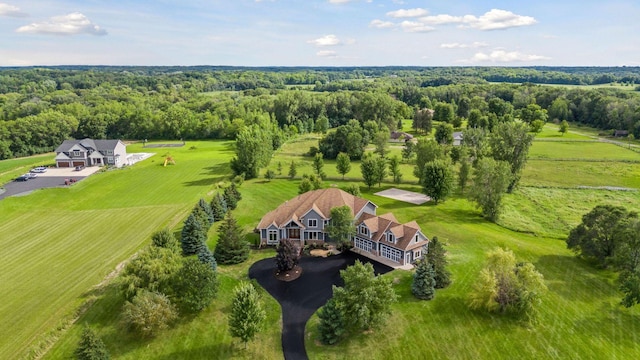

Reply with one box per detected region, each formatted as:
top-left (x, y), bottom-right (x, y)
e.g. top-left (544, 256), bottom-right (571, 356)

top-left (121, 290), bottom-right (178, 338)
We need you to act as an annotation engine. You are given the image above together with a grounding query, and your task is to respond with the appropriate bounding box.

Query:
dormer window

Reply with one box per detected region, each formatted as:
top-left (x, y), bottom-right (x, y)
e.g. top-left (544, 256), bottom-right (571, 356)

top-left (73, 150), bottom-right (81, 157)
top-left (359, 225), bottom-right (369, 236)
top-left (388, 233), bottom-right (395, 243)
top-left (308, 219), bottom-right (317, 227)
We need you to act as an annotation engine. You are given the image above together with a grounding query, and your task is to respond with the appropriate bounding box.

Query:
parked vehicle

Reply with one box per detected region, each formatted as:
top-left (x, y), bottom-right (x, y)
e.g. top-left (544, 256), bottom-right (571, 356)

top-left (31, 167), bottom-right (47, 173)
top-left (16, 174), bottom-right (29, 181)
top-left (74, 165), bottom-right (85, 171)
top-left (26, 173), bottom-right (38, 179)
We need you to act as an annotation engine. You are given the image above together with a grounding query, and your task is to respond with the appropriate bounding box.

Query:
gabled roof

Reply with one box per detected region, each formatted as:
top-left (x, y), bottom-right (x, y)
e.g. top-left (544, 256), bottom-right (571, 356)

top-left (453, 131), bottom-right (463, 140)
top-left (357, 213), bottom-right (427, 251)
top-left (257, 188), bottom-right (375, 229)
top-left (55, 138), bottom-right (122, 153)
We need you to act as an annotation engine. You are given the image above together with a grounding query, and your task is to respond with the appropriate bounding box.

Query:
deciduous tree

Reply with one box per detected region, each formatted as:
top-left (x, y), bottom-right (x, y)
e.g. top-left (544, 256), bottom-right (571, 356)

top-left (388, 155), bottom-right (402, 184)
top-left (468, 158), bottom-right (512, 222)
top-left (121, 290), bottom-right (178, 338)
top-left (229, 282), bottom-right (266, 348)
top-left (489, 122), bottom-right (535, 192)
top-left (325, 206), bottom-right (356, 250)
top-left (275, 239), bottom-right (301, 272)
top-left (151, 228), bottom-right (180, 252)
top-left (420, 160), bottom-right (454, 204)
top-left (336, 152), bottom-right (351, 180)
top-left (168, 257), bottom-right (218, 313)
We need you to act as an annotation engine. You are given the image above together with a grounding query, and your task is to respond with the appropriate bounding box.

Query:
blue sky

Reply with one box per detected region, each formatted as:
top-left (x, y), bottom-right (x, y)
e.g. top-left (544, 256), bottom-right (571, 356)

top-left (0, 0), bottom-right (638, 66)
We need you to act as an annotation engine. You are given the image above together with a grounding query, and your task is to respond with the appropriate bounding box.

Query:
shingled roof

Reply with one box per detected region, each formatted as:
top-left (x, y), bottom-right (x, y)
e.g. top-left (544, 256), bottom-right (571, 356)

top-left (358, 212), bottom-right (423, 251)
top-left (257, 188), bottom-right (375, 229)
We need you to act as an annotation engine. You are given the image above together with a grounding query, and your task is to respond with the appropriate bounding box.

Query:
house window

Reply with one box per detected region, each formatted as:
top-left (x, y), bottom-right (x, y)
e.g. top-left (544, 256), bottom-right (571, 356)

top-left (324, 220), bottom-right (329, 226)
top-left (360, 226), bottom-right (369, 236)
top-left (269, 230), bottom-right (278, 242)
top-left (415, 235), bottom-right (419, 243)
top-left (415, 250), bottom-right (421, 258)
top-left (106, 150), bottom-right (113, 155)
top-left (107, 157), bottom-right (114, 164)
top-left (308, 219), bottom-right (317, 227)
top-left (308, 231), bottom-right (320, 240)
top-left (388, 233), bottom-right (395, 243)
top-left (73, 150), bottom-right (81, 157)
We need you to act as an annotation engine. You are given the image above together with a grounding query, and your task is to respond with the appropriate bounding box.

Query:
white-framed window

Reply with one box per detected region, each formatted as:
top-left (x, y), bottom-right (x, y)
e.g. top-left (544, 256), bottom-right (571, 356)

top-left (107, 157), bottom-right (114, 164)
top-left (359, 225), bottom-right (369, 236)
top-left (269, 230), bottom-right (278, 242)
top-left (388, 233), bottom-right (395, 243)
top-left (73, 150), bottom-right (81, 157)
top-left (308, 219), bottom-right (317, 227)
top-left (415, 235), bottom-right (419, 243)
top-left (308, 231), bottom-right (320, 240)
top-left (106, 150), bottom-right (113, 155)
top-left (414, 250), bottom-right (421, 258)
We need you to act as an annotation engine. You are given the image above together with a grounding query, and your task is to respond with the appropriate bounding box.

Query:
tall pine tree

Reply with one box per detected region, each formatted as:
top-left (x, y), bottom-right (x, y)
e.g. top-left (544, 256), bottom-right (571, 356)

top-left (412, 259), bottom-right (436, 300)
top-left (181, 213), bottom-right (206, 256)
top-left (197, 198), bottom-right (215, 226)
top-left (209, 193), bottom-right (228, 221)
top-left (75, 327), bottom-right (110, 360)
top-left (197, 246), bottom-right (217, 271)
top-left (223, 183), bottom-right (242, 210)
top-left (426, 236), bottom-right (452, 288)
top-left (214, 213), bottom-right (250, 265)
top-left (317, 298), bottom-right (345, 345)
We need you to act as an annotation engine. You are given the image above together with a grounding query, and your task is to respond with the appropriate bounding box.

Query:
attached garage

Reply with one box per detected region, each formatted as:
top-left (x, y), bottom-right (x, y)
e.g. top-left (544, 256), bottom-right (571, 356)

top-left (57, 161), bottom-right (71, 168)
top-left (72, 161), bottom-right (86, 167)
top-left (380, 244), bottom-right (403, 263)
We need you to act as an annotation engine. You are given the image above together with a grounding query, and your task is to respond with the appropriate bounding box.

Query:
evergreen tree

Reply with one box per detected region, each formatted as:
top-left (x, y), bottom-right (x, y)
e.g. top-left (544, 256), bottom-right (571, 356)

top-left (197, 246), bottom-right (217, 271)
top-left (288, 160), bottom-right (297, 179)
top-left (317, 298), bottom-right (345, 345)
top-left (412, 259), bottom-right (436, 300)
top-left (229, 282), bottom-right (266, 348)
top-left (209, 193), bottom-right (228, 221)
top-left (264, 169), bottom-right (275, 181)
top-left (181, 213), bottom-right (206, 256)
top-left (151, 228), bottom-right (180, 252)
top-left (75, 327), bottom-right (110, 360)
top-left (275, 239), bottom-right (301, 272)
top-left (298, 177), bottom-right (313, 194)
top-left (168, 257), bottom-right (218, 313)
top-left (223, 183), bottom-right (241, 210)
top-left (425, 237), bottom-right (451, 288)
top-left (192, 205), bottom-right (211, 232)
top-left (214, 213), bottom-right (250, 265)
top-left (197, 198), bottom-right (215, 226)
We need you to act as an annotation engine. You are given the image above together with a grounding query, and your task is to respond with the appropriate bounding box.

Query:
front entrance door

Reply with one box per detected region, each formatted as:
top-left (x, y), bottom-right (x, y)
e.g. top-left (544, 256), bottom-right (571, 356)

top-left (405, 252), bottom-right (412, 264)
top-left (287, 228), bottom-right (300, 239)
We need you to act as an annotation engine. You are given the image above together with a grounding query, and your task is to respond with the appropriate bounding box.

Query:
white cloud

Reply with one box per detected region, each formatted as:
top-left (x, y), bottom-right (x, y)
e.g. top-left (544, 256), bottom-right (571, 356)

top-left (328, 0), bottom-right (354, 3)
top-left (0, 3), bottom-right (27, 17)
top-left (386, 8), bottom-right (428, 18)
top-left (369, 19), bottom-right (395, 29)
top-left (440, 41), bottom-right (488, 49)
top-left (467, 50), bottom-right (550, 62)
top-left (16, 12), bottom-right (107, 35)
top-left (420, 14), bottom-right (463, 25)
top-left (462, 9), bottom-right (537, 30)
top-left (307, 34), bottom-right (342, 46)
top-left (400, 21), bottom-right (435, 33)
top-left (317, 50), bottom-right (338, 57)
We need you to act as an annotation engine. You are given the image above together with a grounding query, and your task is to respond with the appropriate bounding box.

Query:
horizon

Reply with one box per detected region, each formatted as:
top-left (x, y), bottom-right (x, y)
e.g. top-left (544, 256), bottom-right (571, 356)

top-left (1, 1), bottom-right (639, 67)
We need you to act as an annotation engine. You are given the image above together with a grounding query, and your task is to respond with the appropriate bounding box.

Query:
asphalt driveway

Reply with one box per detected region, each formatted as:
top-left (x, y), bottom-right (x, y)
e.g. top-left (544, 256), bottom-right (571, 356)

top-left (249, 252), bottom-right (393, 360)
top-left (0, 176), bottom-right (86, 200)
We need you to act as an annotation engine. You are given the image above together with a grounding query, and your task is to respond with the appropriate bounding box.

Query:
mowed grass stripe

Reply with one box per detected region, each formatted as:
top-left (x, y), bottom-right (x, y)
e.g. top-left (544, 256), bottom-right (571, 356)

top-left (529, 141), bottom-right (640, 161)
top-left (0, 206), bottom-right (178, 359)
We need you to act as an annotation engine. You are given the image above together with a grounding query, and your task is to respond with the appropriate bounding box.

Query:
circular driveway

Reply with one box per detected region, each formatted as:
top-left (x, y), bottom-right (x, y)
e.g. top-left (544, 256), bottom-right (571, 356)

top-left (249, 252), bottom-right (393, 360)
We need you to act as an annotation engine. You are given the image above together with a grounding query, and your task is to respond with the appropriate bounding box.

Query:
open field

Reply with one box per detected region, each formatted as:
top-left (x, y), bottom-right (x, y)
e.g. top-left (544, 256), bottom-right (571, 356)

top-left (8, 123), bottom-right (640, 360)
top-left (0, 141), bottom-right (234, 359)
top-left (529, 140), bottom-right (640, 161)
top-left (0, 153), bottom-right (54, 186)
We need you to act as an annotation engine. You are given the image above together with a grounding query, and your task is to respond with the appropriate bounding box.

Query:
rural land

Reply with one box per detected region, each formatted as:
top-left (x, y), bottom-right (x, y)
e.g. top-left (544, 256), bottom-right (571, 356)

top-left (1, 66), bottom-right (640, 360)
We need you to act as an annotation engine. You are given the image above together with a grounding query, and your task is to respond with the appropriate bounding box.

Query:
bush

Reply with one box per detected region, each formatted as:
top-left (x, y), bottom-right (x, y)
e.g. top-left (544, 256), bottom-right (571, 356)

top-left (75, 327), bottom-right (110, 360)
top-left (168, 257), bottom-right (218, 313)
top-left (275, 239), bottom-right (301, 272)
top-left (121, 290), bottom-right (178, 338)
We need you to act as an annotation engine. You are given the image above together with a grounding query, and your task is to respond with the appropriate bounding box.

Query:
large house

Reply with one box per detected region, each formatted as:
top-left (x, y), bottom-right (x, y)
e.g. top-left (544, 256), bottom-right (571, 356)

top-left (54, 139), bottom-right (127, 168)
top-left (257, 188), bottom-right (429, 266)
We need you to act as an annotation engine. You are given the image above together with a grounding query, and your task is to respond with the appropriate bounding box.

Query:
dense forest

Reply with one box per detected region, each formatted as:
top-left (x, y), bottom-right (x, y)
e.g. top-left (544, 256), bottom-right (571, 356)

top-left (1, 66), bottom-right (639, 160)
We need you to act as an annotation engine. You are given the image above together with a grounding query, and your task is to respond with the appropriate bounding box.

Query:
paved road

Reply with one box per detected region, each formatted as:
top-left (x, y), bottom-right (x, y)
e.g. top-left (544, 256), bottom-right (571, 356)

top-left (249, 252), bottom-right (393, 360)
top-left (0, 176), bottom-right (85, 200)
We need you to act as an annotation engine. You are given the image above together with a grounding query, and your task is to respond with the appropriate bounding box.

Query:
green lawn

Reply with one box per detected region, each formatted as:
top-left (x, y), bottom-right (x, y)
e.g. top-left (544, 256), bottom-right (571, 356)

top-left (535, 123), bottom-right (593, 140)
top-left (0, 141), bottom-right (234, 359)
top-left (0, 153), bottom-right (54, 186)
top-left (9, 132), bottom-right (640, 360)
top-left (529, 140), bottom-right (640, 161)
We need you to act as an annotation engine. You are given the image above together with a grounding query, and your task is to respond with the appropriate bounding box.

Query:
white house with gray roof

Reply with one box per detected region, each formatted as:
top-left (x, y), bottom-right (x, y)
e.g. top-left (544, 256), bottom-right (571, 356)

top-left (54, 139), bottom-right (127, 168)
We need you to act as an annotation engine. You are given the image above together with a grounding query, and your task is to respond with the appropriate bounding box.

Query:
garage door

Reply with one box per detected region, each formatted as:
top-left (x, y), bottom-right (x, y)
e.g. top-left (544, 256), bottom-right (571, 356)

top-left (72, 161), bottom-right (85, 167)
top-left (57, 161), bottom-right (70, 167)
